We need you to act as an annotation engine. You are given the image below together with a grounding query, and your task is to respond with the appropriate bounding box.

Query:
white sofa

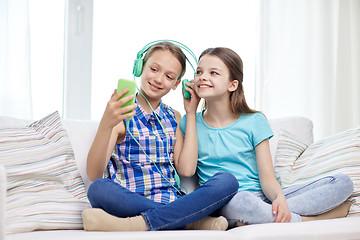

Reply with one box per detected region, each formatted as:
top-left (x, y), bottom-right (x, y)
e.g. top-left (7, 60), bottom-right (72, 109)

top-left (1, 114), bottom-right (359, 240)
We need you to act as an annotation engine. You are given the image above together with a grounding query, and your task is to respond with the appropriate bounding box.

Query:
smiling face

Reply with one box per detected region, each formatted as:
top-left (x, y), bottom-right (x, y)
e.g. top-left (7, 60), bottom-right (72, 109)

top-left (140, 49), bottom-right (182, 102)
top-left (194, 54), bottom-right (237, 101)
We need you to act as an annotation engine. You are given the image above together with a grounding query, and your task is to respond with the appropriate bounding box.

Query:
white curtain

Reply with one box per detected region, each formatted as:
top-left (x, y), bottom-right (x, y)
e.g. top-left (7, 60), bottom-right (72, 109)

top-left (257, 0), bottom-right (360, 139)
top-left (0, 0), bottom-right (32, 119)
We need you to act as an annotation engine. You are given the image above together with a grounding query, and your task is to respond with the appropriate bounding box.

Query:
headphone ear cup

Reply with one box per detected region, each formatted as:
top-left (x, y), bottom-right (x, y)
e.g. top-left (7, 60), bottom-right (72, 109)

top-left (133, 57), bottom-right (143, 77)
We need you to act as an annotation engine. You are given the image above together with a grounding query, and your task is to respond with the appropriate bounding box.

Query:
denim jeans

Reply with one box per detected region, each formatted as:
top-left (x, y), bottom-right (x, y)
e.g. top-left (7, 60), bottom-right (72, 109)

top-left (219, 173), bottom-right (354, 226)
top-left (87, 171), bottom-right (239, 230)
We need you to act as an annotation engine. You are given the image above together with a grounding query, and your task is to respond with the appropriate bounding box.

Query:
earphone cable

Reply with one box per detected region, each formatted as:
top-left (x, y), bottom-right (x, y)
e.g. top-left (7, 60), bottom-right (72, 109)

top-left (126, 77), bottom-right (187, 196)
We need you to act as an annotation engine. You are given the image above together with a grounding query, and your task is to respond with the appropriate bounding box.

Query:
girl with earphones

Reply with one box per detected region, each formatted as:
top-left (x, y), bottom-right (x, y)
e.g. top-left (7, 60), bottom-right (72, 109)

top-left (180, 47), bottom-right (354, 227)
top-left (82, 41), bottom-right (239, 231)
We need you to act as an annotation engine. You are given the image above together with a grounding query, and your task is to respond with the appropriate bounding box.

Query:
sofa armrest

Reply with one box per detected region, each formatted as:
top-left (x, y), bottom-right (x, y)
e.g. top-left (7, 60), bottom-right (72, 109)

top-left (0, 165), bottom-right (6, 240)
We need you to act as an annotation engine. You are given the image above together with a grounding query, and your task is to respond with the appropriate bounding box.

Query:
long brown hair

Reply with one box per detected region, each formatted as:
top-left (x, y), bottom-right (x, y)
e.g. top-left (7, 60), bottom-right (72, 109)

top-left (199, 47), bottom-right (258, 114)
top-left (142, 41), bottom-right (187, 80)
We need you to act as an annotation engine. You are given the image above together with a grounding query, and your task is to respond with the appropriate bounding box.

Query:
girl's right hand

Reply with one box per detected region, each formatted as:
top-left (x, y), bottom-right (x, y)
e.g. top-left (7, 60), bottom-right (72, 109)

top-left (183, 80), bottom-right (200, 115)
top-left (272, 195), bottom-right (291, 223)
top-left (100, 89), bottom-right (137, 129)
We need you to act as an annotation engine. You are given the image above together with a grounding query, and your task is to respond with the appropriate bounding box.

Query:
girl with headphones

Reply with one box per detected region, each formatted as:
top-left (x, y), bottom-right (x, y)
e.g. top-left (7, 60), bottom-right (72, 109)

top-left (82, 41), bottom-right (239, 231)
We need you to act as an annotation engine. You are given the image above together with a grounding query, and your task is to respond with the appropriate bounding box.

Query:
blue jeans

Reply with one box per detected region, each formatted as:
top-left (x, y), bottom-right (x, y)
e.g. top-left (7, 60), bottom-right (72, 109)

top-left (87, 171), bottom-right (239, 230)
top-left (219, 173), bottom-right (354, 226)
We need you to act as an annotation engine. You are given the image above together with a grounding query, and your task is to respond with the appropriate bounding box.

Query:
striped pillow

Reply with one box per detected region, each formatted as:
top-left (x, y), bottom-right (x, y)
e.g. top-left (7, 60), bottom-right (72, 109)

top-left (274, 127), bottom-right (360, 215)
top-left (274, 130), bottom-right (311, 183)
top-left (0, 111), bottom-right (90, 234)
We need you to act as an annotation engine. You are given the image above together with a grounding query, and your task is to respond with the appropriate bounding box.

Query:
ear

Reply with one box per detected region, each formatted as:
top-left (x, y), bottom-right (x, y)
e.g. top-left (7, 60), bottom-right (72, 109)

top-left (228, 80), bottom-right (239, 92)
top-left (172, 79), bottom-right (181, 90)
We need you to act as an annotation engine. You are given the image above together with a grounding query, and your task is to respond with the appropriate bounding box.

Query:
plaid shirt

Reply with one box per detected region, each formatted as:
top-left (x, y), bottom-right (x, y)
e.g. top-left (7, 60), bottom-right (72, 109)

top-left (104, 98), bottom-right (179, 204)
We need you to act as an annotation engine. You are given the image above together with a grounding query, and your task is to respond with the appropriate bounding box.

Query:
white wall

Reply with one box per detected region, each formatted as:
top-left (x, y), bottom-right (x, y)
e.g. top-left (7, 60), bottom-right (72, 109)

top-left (91, 0), bottom-right (258, 119)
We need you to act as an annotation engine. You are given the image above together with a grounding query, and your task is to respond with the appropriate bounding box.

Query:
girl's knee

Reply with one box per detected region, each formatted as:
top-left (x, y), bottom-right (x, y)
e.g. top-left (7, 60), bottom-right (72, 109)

top-left (222, 191), bottom-right (261, 218)
top-left (87, 178), bottom-right (111, 205)
top-left (232, 191), bottom-right (257, 204)
top-left (88, 178), bottom-right (108, 193)
top-left (335, 173), bottom-right (354, 196)
top-left (213, 171), bottom-right (239, 192)
top-left (204, 172), bottom-right (238, 198)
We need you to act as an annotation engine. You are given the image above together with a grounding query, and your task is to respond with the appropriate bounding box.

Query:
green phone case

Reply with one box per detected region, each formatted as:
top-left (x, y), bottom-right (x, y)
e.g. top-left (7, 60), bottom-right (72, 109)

top-left (117, 78), bottom-right (136, 111)
top-left (182, 79), bottom-right (191, 99)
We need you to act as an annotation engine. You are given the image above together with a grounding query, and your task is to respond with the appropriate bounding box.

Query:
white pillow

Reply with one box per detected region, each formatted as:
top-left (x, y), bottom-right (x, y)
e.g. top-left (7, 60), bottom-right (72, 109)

top-left (0, 115), bottom-right (31, 127)
top-left (0, 111), bottom-right (90, 234)
top-left (62, 119), bottom-right (99, 191)
top-left (274, 127), bottom-right (360, 215)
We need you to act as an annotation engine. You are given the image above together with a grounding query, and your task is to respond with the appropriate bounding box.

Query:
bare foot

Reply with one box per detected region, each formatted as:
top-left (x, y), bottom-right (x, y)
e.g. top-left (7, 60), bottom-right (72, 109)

top-left (301, 200), bottom-right (353, 222)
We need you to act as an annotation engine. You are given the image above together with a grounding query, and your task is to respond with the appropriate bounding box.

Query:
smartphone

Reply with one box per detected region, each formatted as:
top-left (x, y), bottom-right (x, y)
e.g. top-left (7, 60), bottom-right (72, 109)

top-left (182, 79), bottom-right (192, 99)
top-left (117, 78), bottom-right (136, 112)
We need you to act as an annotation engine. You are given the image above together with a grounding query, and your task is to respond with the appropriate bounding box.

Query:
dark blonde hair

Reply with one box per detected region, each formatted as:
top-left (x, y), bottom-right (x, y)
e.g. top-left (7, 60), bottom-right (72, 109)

top-left (199, 47), bottom-right (258, 114)
top-left (142, 41), bottom-right (187, 80)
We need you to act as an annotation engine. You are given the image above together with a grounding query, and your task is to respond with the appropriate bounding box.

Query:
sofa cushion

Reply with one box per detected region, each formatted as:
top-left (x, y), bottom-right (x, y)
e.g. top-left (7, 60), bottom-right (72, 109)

top-left (268, 116), bottom-right (314, 162)
top-left (274, 130), bottom-right (311, 182)
top-left (0, 111), bottom-right (90, 234)
top-left (274, 126), bottom-right (360, 215)
top-left (62, 120), bottom-right (99, 191)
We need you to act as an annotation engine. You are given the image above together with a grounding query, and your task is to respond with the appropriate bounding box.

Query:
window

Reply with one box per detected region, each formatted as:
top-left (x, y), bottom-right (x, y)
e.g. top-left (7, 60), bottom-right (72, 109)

top-left (27, 0), bottom-right (258, 120)
top-left (29, 0), bottom-right (65, 119)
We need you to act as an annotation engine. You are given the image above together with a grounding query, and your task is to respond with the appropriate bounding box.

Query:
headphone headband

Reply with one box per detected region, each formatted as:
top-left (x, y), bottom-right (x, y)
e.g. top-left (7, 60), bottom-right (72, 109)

top-left (133, 40), bottom-right (198, 78)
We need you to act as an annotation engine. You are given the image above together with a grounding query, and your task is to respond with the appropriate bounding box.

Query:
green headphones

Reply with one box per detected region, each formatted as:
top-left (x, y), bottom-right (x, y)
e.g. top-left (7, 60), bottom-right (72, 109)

top-left (132, 40), bottom-right (198, 78)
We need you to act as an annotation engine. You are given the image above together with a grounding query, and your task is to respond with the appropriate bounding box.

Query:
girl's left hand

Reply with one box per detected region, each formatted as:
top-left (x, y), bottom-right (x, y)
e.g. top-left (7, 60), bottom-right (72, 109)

top-left (272, 196), bottom-right (292, 223)
top-left (183, 80), bottom-right (200, 114)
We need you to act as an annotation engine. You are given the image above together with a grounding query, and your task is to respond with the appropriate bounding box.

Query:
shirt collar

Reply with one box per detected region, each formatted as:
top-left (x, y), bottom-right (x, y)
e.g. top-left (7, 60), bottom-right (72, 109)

top-left (135, 95), bottom-right (166, 124)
